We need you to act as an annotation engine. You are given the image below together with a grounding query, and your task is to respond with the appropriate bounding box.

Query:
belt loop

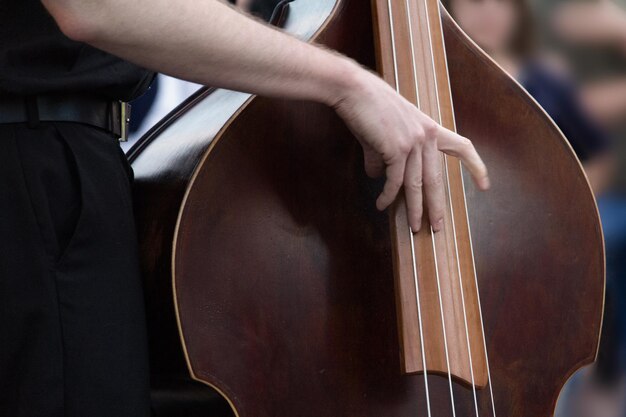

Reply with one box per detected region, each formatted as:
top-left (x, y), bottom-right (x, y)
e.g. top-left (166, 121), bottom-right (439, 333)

top-left (106, 100), bottom-right (113, 134)
top-left (25, 96), bottom-right (40, 129)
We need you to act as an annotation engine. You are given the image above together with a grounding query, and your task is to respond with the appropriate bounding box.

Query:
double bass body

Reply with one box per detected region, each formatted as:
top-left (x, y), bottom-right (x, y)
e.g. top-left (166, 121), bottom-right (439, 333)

top-left (128, 0), bottom-right (604, 415)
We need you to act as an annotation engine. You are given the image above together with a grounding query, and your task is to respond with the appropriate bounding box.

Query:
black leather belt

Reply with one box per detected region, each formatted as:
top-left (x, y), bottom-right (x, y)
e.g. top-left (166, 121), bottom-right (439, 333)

top-left (0, 94), bottom-right (131, 142)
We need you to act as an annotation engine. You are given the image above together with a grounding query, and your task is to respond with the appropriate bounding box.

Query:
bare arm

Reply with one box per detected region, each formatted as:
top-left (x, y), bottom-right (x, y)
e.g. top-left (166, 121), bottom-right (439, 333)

top-left (43, 0), bottom-right (353, 106)
top-left (42, 0), bottom-right (489, 232)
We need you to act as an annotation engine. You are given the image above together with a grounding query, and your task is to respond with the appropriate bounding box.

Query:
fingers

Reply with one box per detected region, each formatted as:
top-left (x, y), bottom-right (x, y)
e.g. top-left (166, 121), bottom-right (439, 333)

top-left (403, 147), bottom-right (424, 232)
top-left (376, 154), bottom-right (407, 211)
top-left (422, 138), bottom-right (446, 232)
top-left (437, 128), bottom-right (490, 191)
top-left (357, 105), bottom-right (488, 236)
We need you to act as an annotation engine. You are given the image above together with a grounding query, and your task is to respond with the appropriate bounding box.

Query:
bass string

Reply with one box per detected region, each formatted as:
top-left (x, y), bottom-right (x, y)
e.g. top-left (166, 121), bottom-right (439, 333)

top-left (386, 1), bottom-right (432, 416)
top-left (389, 0), bottom-right (457, 415)
top-left (420, 0), bottom-right (482, 416)
top-left (394, 0), bottom-right (499, 416)
top-left (445, 93), bottom-right (500, 416)
top-left (405, 0), bottom-right (458, 415)
top-left (430, 0), bottom-right (499, 415)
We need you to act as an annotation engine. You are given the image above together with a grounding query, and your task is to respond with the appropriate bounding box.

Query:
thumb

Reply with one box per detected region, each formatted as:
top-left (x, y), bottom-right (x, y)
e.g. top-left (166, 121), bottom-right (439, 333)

top-left (362, 144), bottom-right (385, 178)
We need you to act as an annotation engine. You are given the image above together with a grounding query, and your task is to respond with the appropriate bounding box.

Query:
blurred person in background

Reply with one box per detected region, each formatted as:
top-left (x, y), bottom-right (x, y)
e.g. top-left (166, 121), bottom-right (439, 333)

top-left (543, 4), bottom-right (626, 416)
top-left (546, 0), bottom-right (626, 131)
top-left (442, 0), bottom-right (626, 415)
top-left (543, 0), bottom-right (626, 399)
top-left (442, 0), bottom-right (615, 194)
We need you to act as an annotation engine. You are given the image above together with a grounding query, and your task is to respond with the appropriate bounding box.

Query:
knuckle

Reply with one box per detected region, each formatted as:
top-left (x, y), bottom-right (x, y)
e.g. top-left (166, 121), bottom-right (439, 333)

top-left (431, 211), bottom-right (445, 223)
top-left (423, 122), bottom-right (439, 138)
top-left (460, 137), bottom-right (474, 151)
top-left (398, 139), bottom-right (412, 155)
top-left (406, 178), bottom-right (424, 192)
top-left (425, 171), bottom-right (443, 187)
top-left (412, 128), bottom-right (426, 145)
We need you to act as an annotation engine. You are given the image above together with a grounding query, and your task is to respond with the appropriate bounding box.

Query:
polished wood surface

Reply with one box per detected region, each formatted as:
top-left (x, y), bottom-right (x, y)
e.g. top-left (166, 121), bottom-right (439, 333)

top-left (445, 8), bottom-right (604, 413)
top-left (373, 0), bottom-right (487, 386)
top-left (129, 0), bottom-right (604, 416)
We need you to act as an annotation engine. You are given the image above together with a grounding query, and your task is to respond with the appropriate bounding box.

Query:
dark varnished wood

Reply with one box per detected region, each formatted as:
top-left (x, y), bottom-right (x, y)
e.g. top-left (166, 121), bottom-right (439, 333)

top-left (130, 0), bottom-right (604, 416)
top-left (444, 9), bottom-right (604, 415)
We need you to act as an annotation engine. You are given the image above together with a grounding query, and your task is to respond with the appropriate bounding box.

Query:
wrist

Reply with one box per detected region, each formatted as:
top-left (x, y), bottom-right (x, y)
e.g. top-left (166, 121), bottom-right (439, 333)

top-left (320, 56), bottom-right (366, 108)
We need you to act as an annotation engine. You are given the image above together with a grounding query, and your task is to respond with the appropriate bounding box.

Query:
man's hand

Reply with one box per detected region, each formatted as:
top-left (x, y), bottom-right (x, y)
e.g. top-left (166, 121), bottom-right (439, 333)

top-left (43, 0), bottom-right (489, 232)
top-left (330, 67), bottom-right (489, 232)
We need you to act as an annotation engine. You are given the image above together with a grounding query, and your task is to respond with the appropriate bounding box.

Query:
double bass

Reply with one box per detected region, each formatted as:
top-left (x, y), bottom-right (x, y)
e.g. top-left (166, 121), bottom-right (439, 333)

top-left (128, 0), bottom-right (605, 415)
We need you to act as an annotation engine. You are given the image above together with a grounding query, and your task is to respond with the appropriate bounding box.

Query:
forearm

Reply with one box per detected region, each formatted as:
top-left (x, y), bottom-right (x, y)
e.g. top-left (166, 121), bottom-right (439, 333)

top-left (41, 0), bottom-right (490, 231)
top-left (42, 0), bottom-right (359, 106)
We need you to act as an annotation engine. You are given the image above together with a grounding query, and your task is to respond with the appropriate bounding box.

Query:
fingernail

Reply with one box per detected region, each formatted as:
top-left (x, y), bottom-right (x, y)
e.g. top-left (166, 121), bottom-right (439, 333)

top-left (433, 219), bottom-right (444, 232)
top-left (483, 177), bottom-right (491, 190)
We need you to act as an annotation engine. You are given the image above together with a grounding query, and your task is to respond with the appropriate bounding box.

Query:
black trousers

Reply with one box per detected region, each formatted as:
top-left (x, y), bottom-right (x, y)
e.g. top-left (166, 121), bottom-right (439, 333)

top-left (0, 122), bottom-right (151, 417)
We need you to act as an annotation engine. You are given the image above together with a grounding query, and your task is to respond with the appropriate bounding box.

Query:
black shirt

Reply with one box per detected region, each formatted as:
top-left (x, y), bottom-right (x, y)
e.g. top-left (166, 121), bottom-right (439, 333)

top-left (0, 0), bottom-right (155, 101)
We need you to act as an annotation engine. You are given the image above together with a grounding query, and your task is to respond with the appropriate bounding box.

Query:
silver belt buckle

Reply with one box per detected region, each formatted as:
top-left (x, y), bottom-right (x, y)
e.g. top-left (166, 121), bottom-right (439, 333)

top-left (119, 101), bottom-right (131, 142)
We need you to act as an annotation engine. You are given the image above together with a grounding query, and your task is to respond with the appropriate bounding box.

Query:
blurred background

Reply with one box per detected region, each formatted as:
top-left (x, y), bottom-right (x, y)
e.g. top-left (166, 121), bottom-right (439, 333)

top-left (440, 1), bottom-right (626, 416)
top-left (126, 1), bottom-right (626, 416)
